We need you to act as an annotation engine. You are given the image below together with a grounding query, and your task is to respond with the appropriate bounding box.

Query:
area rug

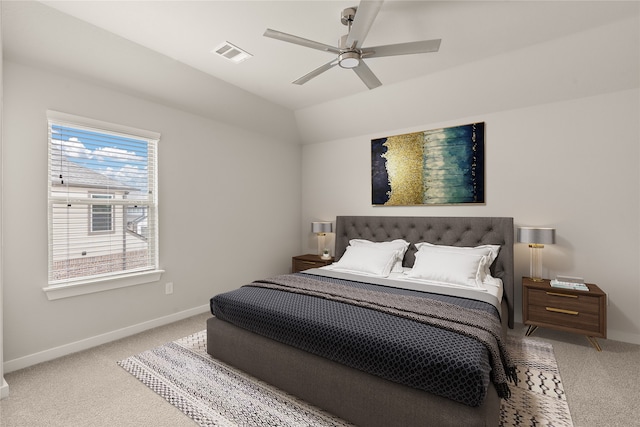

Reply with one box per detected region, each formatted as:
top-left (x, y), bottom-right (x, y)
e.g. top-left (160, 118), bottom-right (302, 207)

top-left (118, 331), bottom-right (573, 427)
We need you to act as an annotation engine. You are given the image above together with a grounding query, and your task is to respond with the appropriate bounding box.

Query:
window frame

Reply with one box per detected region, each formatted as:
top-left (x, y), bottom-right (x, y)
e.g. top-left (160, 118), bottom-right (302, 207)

top-left (45, 111), bottom-right (163, 300)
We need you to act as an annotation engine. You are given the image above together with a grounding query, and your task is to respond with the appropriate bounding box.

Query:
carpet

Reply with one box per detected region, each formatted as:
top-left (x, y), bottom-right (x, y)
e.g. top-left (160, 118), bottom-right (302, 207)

top-left (118, 331), bottom-right (573, 427)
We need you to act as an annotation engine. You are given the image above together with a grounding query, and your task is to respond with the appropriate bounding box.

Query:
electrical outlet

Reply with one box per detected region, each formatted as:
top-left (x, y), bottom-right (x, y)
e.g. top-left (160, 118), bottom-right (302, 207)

top-left (165, 282), bottom-right (174, 295)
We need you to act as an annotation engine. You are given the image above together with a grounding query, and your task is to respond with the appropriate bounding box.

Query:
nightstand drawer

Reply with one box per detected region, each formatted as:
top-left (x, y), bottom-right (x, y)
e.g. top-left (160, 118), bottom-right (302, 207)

top-left (528, 288), bottom-right (600, 313)
top-left (293, 258), bottom-right (325, 271)
top-left (527, 304), bottom-right (602, 335)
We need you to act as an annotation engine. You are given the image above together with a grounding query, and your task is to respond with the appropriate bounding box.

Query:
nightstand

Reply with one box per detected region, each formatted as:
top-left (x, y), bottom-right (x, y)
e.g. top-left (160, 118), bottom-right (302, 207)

top-left (292, 254), bottom-right (334, 273)
top-left (522, 277), bottom-right (607, 351)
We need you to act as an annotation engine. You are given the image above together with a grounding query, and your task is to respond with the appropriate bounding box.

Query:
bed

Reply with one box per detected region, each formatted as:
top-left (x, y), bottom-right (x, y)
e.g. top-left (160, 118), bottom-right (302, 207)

top-left (207, 216), bottom-right (515, 426)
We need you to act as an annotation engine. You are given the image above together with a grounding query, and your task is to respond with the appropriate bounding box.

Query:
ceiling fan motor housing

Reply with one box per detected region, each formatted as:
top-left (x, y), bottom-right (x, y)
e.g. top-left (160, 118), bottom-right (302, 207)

top-left (338, 51), bottom-right (360, 69)
top-left (338, 33), bottom-right (361, 68)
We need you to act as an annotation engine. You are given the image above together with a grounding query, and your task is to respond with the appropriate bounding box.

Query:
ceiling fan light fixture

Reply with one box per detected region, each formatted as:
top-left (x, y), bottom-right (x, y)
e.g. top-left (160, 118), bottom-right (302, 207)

top-left (338, 51), bottom-right (360, 69)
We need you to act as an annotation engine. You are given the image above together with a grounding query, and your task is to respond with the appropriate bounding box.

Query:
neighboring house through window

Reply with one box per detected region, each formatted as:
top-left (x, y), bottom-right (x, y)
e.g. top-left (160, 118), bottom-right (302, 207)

top-left (45, 111), bottom-right (162, 299)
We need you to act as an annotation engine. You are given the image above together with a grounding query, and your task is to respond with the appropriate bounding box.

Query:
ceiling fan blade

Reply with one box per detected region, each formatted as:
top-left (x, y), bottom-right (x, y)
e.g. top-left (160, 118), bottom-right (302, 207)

top-left (353, 61), bottom-right (382, 90)
top-left (293, 60), bottom-right (339, 85)
top-left (362, 39), bottom-right (441, 58)
top-left (264, 29), bottom-right (341, 54)
top-left (345, 0), bottom-right (384, 48)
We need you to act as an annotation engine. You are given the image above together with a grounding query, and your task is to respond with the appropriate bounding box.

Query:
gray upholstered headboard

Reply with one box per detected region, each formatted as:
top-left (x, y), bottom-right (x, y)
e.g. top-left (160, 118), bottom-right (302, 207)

top-left (335, 216), bottom-right (514, 328)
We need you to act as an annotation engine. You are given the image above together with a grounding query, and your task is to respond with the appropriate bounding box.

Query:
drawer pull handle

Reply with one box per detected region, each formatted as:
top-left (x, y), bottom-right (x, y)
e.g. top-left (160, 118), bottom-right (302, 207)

top-left (546, 307), bottom-right (579, 315)
top-left (301, 261), bottom-right (317, 265)
top-left (546, 292), bottom-right (578, 298)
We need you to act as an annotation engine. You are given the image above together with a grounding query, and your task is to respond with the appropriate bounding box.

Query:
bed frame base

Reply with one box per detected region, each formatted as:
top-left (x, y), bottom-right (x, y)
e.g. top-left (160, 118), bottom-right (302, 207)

top-left (207, 316), bottom-right (499, 427)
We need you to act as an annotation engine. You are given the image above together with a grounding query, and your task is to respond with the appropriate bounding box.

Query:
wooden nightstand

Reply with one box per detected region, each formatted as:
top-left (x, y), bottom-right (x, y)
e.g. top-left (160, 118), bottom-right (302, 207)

top-left (522, 277), bottom-right (607, 350)
top-left (292, 254), bottom-right (334, 273)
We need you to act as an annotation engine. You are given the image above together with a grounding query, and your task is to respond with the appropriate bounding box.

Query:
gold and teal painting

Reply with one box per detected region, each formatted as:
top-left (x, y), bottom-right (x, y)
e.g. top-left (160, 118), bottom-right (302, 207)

top-left (372, 122), bottom-right (484, 206)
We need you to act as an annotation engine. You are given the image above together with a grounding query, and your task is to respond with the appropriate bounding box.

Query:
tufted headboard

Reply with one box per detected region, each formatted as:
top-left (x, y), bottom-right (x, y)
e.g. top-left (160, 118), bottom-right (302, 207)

top-left (335, 216), bottom-right (515, 328)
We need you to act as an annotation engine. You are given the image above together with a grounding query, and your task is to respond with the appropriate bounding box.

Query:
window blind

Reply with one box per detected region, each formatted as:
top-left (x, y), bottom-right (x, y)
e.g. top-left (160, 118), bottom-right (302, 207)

top-left (47, 111), bottom-right (159, 286)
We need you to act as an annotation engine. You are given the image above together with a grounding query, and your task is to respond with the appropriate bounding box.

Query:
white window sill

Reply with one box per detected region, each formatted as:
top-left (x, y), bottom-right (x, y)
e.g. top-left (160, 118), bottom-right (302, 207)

top-left (43, 270), bottom-right (165, 300)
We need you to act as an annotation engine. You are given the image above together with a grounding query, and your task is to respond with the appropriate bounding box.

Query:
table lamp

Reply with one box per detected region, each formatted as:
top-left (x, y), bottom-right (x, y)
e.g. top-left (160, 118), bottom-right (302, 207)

top-left (311, 221), bottom-right (332, 258)
top-left (517, 226), bottom-right (556, 281)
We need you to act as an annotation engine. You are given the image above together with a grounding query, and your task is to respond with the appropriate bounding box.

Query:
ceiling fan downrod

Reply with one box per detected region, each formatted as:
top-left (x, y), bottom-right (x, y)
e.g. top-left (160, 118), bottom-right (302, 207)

top-left (340, 7), bottom-right (357, 27)
top-left (339, 7), bottom-right (361, 69)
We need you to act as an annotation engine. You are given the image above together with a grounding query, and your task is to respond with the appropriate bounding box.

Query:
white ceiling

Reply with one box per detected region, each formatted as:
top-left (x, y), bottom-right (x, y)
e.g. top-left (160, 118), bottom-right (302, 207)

top-left (3, 1), bottom-right (638, 111)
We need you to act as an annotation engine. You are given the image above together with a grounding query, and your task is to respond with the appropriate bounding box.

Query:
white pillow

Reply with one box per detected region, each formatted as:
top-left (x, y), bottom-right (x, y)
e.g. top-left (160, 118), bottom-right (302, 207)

top-left (349, 239), bottom-right (410, 273)
top-left (408, 250), bottom-right (487, 288)
top-left (332, 245), bottom-right (399, 277)
top-left (414, 242), bottom-right (500, 278)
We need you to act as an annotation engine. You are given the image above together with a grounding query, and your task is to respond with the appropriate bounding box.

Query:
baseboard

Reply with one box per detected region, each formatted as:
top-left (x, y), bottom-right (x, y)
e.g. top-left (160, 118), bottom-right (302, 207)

top-left (1, 377), bottom-right (9, 399)
top-left (3, 305), bottom-right (209, 374)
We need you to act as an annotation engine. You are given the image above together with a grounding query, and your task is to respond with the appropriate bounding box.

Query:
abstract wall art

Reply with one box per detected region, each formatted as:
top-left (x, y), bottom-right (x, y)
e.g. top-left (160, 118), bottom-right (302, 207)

top-left (371, 122), bottom-right (484, 206)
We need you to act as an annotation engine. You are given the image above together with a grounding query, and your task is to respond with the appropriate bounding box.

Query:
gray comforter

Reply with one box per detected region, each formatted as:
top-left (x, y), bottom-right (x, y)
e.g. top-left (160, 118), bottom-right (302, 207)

top-left (210, 271), bottom-right (516, 407)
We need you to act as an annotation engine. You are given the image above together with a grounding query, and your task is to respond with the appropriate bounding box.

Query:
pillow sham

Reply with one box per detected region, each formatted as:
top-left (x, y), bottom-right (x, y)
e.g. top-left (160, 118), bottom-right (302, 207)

top-left (407, 250), bottom-right (487, 288)
top-left (414, 242), bottom-right (500, 277)
top-left (349, 239), bottom-right (410, 273)
top-left (331, 245), bottom-right (399, 277)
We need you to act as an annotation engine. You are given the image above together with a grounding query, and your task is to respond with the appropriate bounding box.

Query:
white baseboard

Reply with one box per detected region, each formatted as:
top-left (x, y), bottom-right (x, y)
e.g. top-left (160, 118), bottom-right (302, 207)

top-left (1, 377), bottom-right (9, 399)
top-left (3, 305), bottom-right (209, 374)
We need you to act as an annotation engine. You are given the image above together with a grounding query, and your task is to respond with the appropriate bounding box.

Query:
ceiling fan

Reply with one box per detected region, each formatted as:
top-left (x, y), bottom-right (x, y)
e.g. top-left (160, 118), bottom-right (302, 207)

top-left (263, 0), bottom-right (441, 90)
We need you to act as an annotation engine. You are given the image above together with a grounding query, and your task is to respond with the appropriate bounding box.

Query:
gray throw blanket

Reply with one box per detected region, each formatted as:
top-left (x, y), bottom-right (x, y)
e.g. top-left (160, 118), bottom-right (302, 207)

top-left (249, 274), bottom-right (517, 398)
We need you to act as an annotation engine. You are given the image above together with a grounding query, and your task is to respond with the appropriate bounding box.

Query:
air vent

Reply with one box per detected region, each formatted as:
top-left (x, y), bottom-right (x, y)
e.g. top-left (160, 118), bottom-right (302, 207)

top-left (212, 42), bottom-right (252, 64)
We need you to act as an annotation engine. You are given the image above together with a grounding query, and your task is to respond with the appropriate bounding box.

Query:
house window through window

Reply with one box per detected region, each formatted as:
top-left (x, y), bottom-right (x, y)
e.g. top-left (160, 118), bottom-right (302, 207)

top-left (90, 194), bottom-right (114, 233)
top-left (47, 111), bottom-right (160, 287)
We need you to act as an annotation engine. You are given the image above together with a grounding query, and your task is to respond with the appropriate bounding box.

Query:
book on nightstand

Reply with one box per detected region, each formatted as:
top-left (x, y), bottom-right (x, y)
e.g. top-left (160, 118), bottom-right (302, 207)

top-left (550, 276), bottom-right (589, 291)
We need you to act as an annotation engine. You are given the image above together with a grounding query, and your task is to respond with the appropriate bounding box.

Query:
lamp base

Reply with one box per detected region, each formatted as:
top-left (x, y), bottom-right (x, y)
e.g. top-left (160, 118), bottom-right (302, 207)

top-left (529, 244), bottom-right (545, 282)
top-left (317, 233), bottom-right (327, 257)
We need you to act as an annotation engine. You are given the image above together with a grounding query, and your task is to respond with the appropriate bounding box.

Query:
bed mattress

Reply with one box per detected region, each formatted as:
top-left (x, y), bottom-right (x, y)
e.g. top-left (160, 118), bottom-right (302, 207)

top-left (210, 270), bottom-right (506, 407)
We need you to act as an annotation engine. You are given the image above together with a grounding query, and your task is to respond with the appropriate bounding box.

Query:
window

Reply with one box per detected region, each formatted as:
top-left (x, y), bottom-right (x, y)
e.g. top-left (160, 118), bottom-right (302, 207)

top-left (46, 111), bottom-right (161, 297)
top-left (90, 194), bottom-right (114, 233)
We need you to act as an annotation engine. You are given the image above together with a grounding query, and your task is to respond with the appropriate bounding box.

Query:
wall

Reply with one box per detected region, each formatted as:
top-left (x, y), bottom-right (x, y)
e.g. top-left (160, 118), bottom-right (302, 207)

top-left (300, 16), bottom-right (640, 345)
top-left (2, 60), bottom-right (302, 369)
top-left (0, 6), bottom-right (8, 398)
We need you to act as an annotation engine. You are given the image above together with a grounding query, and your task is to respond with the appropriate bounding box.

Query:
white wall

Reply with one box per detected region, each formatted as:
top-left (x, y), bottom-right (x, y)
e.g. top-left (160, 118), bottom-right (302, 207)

top-left (302, 89), bottom-right (640, 344)
top-left (2, 60), bottom-right (302, 369)
top-left (300, 16), bottom-right (640, 345)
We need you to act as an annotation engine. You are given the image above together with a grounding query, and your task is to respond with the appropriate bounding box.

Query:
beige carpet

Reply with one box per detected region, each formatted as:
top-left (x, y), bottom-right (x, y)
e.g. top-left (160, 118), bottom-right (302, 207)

top-left (119, 330), bottom-right (572, 427)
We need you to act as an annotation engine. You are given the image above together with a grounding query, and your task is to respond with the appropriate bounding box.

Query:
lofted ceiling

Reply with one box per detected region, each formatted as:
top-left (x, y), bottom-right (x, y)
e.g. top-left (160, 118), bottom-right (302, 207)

top-left (3, 1), bottom-right (638, 112)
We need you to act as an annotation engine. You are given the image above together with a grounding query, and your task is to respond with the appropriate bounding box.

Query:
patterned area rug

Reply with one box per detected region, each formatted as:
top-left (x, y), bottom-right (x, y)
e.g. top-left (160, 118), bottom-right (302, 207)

top-left (118, 331), bottom-right (573, 427)
top-left (502, 335), bottom-right (573, 427)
